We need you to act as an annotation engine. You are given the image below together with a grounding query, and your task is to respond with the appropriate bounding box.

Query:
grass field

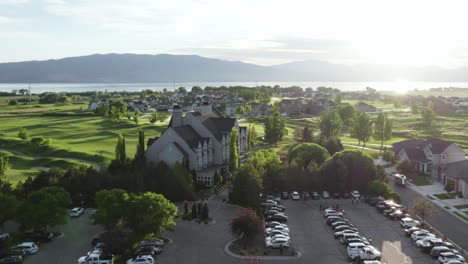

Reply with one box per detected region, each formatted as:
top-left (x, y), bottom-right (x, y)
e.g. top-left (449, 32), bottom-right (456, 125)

top-left (0, 99), bottom-right (170, 183)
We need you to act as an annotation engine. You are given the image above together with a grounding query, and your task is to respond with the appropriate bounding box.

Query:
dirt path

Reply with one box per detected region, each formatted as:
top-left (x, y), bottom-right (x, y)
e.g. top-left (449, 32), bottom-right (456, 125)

top-left (0, 148), bottom-right (101, 171)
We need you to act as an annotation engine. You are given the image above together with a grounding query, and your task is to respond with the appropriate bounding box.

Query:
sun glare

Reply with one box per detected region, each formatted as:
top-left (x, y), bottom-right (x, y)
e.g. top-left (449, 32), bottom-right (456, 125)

top-left (393, 79), bottom-right (412, 94)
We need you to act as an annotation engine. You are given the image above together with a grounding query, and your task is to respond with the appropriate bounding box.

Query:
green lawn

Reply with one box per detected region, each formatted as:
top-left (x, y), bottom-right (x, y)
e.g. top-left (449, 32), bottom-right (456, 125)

top-left (434, 193), bottom-right (459, 200)
top-left (453, 211), bottom-right (468, 221)
top-left (454, 204), bottom-right (468, 210)
top-left (0, 101), bottom-right (170, 183)
top-left (413, 175), bottom-right (431, 186)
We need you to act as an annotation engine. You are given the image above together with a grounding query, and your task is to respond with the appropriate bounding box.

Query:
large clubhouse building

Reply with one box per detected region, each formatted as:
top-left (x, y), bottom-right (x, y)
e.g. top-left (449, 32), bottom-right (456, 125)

top-left (145, 102), bottom-right (247, 186)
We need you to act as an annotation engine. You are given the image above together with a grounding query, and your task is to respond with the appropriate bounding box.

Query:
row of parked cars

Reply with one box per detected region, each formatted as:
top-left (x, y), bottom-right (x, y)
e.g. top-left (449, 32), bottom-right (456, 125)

top-left (280, 190), bottom-right (361, 200)
top-left (0, 230), bottom-right (55, 264)
top-left (324, 207), bottom-right (382, 263)
top-left (261, 195), bottom-right (290, 249)
top-left (370, 197), bottom-right (465, 264)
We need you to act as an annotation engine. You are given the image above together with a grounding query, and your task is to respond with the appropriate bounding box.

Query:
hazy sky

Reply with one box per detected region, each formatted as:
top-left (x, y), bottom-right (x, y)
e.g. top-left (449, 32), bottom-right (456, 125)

top-left (1, 0), bottom-right (468, 67)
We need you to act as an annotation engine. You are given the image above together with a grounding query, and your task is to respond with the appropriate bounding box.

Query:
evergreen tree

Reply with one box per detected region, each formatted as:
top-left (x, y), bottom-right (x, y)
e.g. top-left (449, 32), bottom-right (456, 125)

top-left (115, 134), bottom-right (127, 164)
top-left (0, 157), bottom-right (9, 178)
top-left (263, 109), bottom-right (287, 145)
top-left (230, 128), bottom-right (239, 172)
top-left (135, 128), bottom-right (145, 163)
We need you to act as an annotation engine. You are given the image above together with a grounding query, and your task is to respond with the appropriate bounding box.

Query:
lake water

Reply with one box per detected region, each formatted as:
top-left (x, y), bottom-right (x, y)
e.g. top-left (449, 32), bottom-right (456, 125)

top-left (1, 81), bottom-right (468, 94)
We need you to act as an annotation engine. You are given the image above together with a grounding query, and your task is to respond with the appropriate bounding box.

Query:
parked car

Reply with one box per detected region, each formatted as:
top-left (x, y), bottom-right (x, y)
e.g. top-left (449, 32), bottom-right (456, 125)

top-left (345, 237), bottom-right (370, 246)
top-left (265, 234), bottom-right (290, 243)
top-left (327, 217), bottom-right (347, 226)
top-left (334, 229), bottom-right (358, 239)
top-left (334, 225), bottom-right (358, 233)
top-left (139, 238), bottom-right (165, 248)
top-left (341, 192), bottom-right (350, 199)
top-left (0, 233), bottom-right (10, 241)
top-left (416, 237), bottom-right (442, 248)
top-left (266, 214), bottom-right (288, 223)
top-left (322, 191), bottom-right (330, 199)
top-left (438, 252), bottom-right (465, 263)
top-left (10, 242), bottom-right (38, 255)
top-left (389, 210), bottom-right (408, 220)
top-left (265, 221), bottom-right (287, 229)
top-left (331, 192), bottom-right (341, 199)
top-left (311, 192), bottom-right (320, 200)
top-left (324, 211), bottom-right (343, 218)
top-left (265, 237), bottom-right (290, 249)
top-left (431, 246), bottom-right (456, 259)
top-left (265, 226), bottom-right (289, 234)
top-left (365, 196), bottom-right (385, 206)
top-left (23, 230), bottom-right (53, 243)
top-left (0, 256), bottom-right (22, 264)
top-left (347, 245), bottom-right (381, 261)
top-left (268, 205), bottom-right (285, 212)
top-left (400, 217), bottom-right (420, 228)
top-left (303, 192), bottom-right (310, 200)
top-left (404, 226), bottom-right (421, 237)
top-left (411, 232), bottom-right (435, 242)
top-left (281, 192), bottom-right (289, 199)
top-left (134, 246), bottom-right (162, 257)
top-left (291, 191), bottom-right (300, 200)
top-left (350, 190), bottom-right (360, 199)
top-left (70, 207), bottom-right (84, 217)
top-left (126, 255), bottom-right (154, 264)
top-left (78, 253), bottom-right (113, 264)
top-left (265, 230), bottom-right (289, 238)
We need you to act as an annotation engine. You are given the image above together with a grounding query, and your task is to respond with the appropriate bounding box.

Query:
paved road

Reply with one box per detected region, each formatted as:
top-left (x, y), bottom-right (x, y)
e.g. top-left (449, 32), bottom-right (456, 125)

top-left (389, 181), bottom-right (468, 252)
top-left (23, 209), bottom-right (102, 264)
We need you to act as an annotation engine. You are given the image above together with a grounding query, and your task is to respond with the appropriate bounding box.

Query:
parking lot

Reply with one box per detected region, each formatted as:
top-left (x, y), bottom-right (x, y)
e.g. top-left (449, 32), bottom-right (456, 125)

top-left (284, 196), bottom-right (438, 264)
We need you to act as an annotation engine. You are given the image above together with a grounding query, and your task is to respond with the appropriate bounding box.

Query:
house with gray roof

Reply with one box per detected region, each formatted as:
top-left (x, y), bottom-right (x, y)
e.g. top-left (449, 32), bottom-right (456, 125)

top-left (391, 138), bottom-right (466, 182)
top-left (441, 160), bottom-right (468, 197)
top-left (145, 102), bottom-right (247, 187)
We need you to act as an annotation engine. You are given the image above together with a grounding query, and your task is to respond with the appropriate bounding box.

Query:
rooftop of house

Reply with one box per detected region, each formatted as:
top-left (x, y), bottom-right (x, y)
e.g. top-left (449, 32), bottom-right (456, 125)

top-left (392, 138), bottom-right (459, 156)
top-left (172, 125), bottom-right (211, 148)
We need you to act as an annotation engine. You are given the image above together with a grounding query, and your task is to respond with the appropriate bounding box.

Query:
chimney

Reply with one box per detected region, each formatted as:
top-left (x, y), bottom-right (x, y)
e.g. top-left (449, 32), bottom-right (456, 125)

top-left (171, 104), bottom-right (183, 127)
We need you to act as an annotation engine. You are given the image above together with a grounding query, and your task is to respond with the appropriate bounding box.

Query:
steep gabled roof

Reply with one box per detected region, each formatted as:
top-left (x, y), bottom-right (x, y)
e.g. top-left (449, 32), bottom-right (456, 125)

top-left (173, 125), bottom-right (209, 148)
top-left (445, 160), bottom-right (468, 181)
top-left (403, 148), bottom-right (430, 163)
top-left (391, 139), bottom-right (425, 154)
top-left (202, 117), bottom-right (236, 141)
top-left (423, 138), bottom-right (453, 154)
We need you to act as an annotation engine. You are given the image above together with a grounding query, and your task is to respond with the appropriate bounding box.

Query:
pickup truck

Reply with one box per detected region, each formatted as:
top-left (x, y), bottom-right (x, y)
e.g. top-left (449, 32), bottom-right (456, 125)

top-left (77, 253), bottom-right (113, 264)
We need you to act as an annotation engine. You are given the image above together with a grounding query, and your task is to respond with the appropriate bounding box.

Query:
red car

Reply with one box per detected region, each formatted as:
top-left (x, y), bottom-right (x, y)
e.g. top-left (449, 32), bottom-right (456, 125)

top-left (341, 192), bottom-right (350, 199)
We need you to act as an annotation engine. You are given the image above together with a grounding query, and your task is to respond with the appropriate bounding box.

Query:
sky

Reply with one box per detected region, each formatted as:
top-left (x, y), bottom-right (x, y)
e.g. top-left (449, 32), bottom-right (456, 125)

top-left (1, 0), bottom-right (468, 67)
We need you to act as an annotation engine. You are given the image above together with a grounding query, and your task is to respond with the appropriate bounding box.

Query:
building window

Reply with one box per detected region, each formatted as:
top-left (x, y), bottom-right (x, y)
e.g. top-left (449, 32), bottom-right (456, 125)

top-left (442, 154), bottom-right (447, 160)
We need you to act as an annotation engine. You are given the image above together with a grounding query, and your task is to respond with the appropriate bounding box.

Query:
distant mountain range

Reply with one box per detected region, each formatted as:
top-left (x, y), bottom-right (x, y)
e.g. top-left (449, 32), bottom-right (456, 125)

top-left (0, 53), bottom-right (467, 83)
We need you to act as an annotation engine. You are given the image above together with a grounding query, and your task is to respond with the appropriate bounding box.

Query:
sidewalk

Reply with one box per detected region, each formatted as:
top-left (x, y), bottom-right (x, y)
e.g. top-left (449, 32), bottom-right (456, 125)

top-left (407, 180), bottom-right (468, 224)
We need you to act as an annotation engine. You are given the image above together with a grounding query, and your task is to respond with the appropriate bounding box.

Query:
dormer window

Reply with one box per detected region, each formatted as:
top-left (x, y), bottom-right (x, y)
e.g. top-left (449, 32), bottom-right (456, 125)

top-left (442, 154), bottom-right (447, 160)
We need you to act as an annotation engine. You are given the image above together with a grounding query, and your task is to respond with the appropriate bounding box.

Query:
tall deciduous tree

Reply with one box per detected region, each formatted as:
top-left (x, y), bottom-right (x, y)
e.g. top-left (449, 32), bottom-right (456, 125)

top-left (421, 107), bottom-right (435, 127)
top-left (230, 163), bottom-right (262, 209)
top-left (352, 112), bottom-right (373, 147)
top-left (115, 134), bottom-right (127, 165)
top-left (319, 109), bottom-right (342, 138)
top-left (17, 186), bottom-right (71, 231)
top-left (0, 157), bottom-right (9, 178)
top-left (230, 128), bottom-right (238, 172)
top-left (0, 193), bottom-right (18, 231)
top-left (133, 110), bottom-right (141, 125)
top-left (263, 109), bottom-right (287, 146)
top-left (373, 112), bottom-right (392, 152)
top-left (409, 197), bottom-right (438, 225)
top-left (288, 143), bottom-right (330, 169)
top-left (93, 189), bottom-right (129, 230)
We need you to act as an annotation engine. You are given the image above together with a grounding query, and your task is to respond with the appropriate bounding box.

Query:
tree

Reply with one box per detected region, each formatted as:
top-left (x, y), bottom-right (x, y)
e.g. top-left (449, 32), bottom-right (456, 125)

top-left (337, 104), bottom-right (355, 126)
top-left (367, 179), bottom-right (399, 202)
top-left (18, 128), bottom-right (29, 141)
top-left (421, 107), bottom-right (435, 127)
top-left (93, 189), bottom-right (129, 230)
top-left (133, 110), bottom-right (141, 125)
top-left (0, 194), bottom-right (18, 231)
top-left (230, 208), bottom-right (262, 249)
top-left (411, 102), bottom-right (419, 114)
top-left (191, 86), bottom-right (203, 94)
top-left (149, 112), bottom-right (158, 124)
top-left (397, 160), bottom-right (415, 175)
top-left (115, 134), bottom-right (127, 165)
top-left (319, 150), bottom-right (377, 192)
top-left (263, 109), bottom-right (287, 145)
top-left (17, 186), bottom-right (71, 231)
top-left (135, 128), bottom-right (145, 164)
top-left (373, 112), bottom-right (392, 152)
top-left (110, 100), bottom-right (127, 120)
top-left (319, 109), bottom-right (342, 138)
top-left (0, 157), bottom-right (9, 178)
top-left (8, 100), bottom-right (18, 105)
top-left (317, 136), bottom-right (344, 156)
top-left (302, 126), bottom-right (313, 142)
top-left (236, 105), bottom-right (245, 115)
top-left (334, 94), bottom-right (343, 104)
top-left (230, 128), bottom-right (239, 172)
top-left (445, 180), bottom-right (455, 193)
top-left (245, 104), bottom-right (252, 114)
top-left (201, 203), bottom-right (209, 220)
top-left (191, 203), bottom-right (198, 219)
top-left (177, 87), bottom-right (187, 94)
top-left (125, 192), bottom-right (177, 240)
top-left (288, 143), bottom-right (330, 169)
top-left (247, 125), bottom-right (256, 151)
top-left (382, 151), bottom-right (395, 163)
top-left (409, 197), bottom-right (438, 224)
top-left (351, 112), bottom-right (373, 147)
top-left (30, 136), bottom-right (45, 146)
top-left (293, 127), bottom-right (303, 143)
top-left (95, 103), bottom-right (110, 117)
top-left (230, 163), bottom-right (262, 209)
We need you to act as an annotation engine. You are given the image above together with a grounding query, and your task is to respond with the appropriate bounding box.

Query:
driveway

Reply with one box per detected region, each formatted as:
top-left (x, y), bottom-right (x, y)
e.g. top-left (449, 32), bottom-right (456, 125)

top-left (23, 209), bottom-right (102, 264)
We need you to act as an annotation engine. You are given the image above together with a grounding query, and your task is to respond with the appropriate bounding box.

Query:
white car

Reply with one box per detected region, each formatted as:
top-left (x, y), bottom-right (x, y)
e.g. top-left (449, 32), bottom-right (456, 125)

top-left (351, 190), bottom-right (360, 199)
top-left (411, 232), bottom-right (435, 242)
top-left (70, 207), bottom-right (84, 217)
top-left (265, 226), bottom-right (289, 234)
top-left (265, 234), bottom-right (290, 242)
top-left (415, 236), bottom-right (441, 247)
top-left (438, 252), bottom-right (465, 263)
top-left (126, 255), bottom-right (154, 264)
top-left (265, 229), bottom-right (289, 237)
top-left (400, 217), bottom-right (420, 228)
top-left (335, 229), bottom-right (358, 238)
top-left (291, 191), bottom-right (300, 200)
top-left (265, 237), bottom-right (290, 248)
top-left (11, 242), bottom-right (39, 255)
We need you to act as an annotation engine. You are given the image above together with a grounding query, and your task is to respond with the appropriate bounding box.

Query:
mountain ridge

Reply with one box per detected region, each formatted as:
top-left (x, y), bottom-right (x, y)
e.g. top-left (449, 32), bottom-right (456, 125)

top-left (0, 53), bottom-right (467, 83)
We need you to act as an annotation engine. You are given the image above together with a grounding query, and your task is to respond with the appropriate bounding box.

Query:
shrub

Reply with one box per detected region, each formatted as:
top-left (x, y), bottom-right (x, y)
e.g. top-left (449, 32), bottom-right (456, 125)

top-left (383, 151), bottom-right (395, 163)
top-left (8, 100), bottom-right (18, 105)
top-left (30, 136), bottom-right (46, 146)
top-left (44, 138), bottom-right (52, 146)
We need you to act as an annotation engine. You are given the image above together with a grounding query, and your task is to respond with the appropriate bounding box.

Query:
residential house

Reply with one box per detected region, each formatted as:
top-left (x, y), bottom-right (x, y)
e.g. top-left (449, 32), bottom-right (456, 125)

top-left (354, 102), bottom-right (378, 113)
top-left (145, 102), bottom-right (247, 187)
top-left (391, 138), bottom-right (466, 182)
top-left (278, 98), bottom-right (304, 116)
top-left (441, 160), bottom-right (468, 198)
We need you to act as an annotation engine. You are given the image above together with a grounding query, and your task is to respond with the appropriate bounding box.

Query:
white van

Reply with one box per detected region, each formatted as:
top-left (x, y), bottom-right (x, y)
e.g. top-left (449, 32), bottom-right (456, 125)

top-left (347, 242), bottom-right (367, 255)
top-left (347, 245), bottom-right (381, 261)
